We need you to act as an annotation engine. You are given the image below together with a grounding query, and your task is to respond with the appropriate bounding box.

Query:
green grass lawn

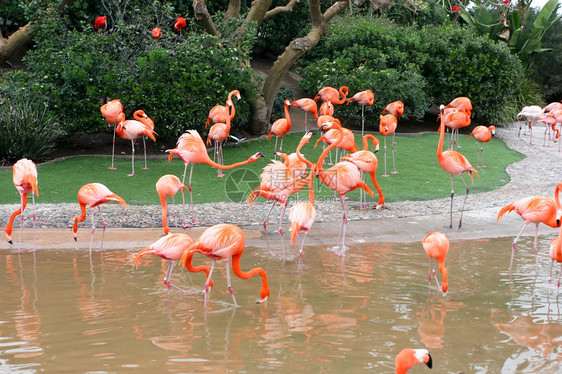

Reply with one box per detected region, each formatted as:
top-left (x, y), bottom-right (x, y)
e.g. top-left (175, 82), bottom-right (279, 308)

top-left (0, 131), bottom-right (524, 205)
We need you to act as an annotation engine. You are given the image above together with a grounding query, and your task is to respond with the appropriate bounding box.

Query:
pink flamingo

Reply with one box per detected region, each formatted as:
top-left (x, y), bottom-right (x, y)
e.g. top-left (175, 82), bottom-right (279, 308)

top-left (340, 134), bottom-right (385, 209)
top-left (468, 125), bottom-right (496, 167)
top-left (116, 112), bottom-right (157, 176)
top-left (206, 99), bottom-right (234, 177)
top-left (537, 114), bottom-right (559, 148)
top-left (133, 109), bottom-right (155, 170)
top-left (347, 89), bottom-right (374, 135)
top-left (441, 107), bottom-right (471, 149)
top-left (437, 105), bottom-right (479, 229)
top-left (379, 114), bottom-right (398, 176)
top-left (156, 174), bottom-right (186, 234)
top-left (549, 220), bottom-right (562, 288)
top-left (180, 223), bottom-right (270, 308)
top-left (316, 121), bottom-right (373, 253)
top-left (100, 99), bottom-right (124, 170)
top-left (5, 158), bottom-right (39, 250)
top-left (383, 100), bottom-right (405, 117)
top-left (132, 233), bottom-right (214, 294)
top-left (268, 99), bottom-right (292, 157)
top-left (395, 348), bottom-right (432, 374)
top-left (205, 89), bottom-right (240, 128)
top-left (290, 98), bottom-right (318, 132)
top-left (446, 96), bottom-right (472, 116)
top-left (421, 231), bottom-right (449, 295)
top-left (167, 130), bottom-right (265, 227)
top-left (314, 86), bottom-right (349, 105)
top-left (517, 105), bottom-right (544, 144)
top-left (72, 183), bottom-right (127, 254)
top-left (319, 101), bottom-right (335, 116)
top-left (497, 183), bottom-right (562, 271)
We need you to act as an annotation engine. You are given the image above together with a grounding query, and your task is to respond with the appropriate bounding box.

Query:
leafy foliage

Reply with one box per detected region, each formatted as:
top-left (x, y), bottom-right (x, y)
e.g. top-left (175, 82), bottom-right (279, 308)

top-left (532, 15), bottom-right (562, 102)
top-left (0, 86), bottom-right (65, 164)
top-left (297, 16), bottom-right (524, 127)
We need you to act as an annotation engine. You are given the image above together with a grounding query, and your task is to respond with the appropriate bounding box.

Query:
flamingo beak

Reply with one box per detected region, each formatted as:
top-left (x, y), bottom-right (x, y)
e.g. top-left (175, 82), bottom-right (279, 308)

top-left (258, 152), bottom-right (266, 158)
top-left (426, 354), bottom-right (433, 369)
top-left (256, 296), bottom-right (269, 304)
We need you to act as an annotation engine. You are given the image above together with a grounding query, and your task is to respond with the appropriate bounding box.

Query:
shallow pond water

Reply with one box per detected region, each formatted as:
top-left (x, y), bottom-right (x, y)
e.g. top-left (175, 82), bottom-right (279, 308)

top-left (1, 234), bottom-right (562, 373)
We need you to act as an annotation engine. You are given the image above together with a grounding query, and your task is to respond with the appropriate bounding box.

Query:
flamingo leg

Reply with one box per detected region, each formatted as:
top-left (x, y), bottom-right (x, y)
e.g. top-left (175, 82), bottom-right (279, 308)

top-left (263, 201), bottom-right (277, 255)
top-left (18, 195), bottom-right (24, 251)
top-left (361, 105), bottom-right (365, 136)
top-left (391, 132), bottom-right (398, 174)
top-left (457, 174), bottom-right (469, 229)
top-left (180, 188), bottom-right (187, 228)
top-left (109, 124), bottom-right (117, 170)
top-left (142, 136), bottom-right (149, 169)
top-left (164, 261), bottom-right (186, 293)
top-left (204, 259), bottom-right (216, 308)
top-left (427, 258), bottom-right (432, 284)
top-left (279, 137), bottom-right (284, 154)
top-left (274, 137), bottom-right (279, 157)
top-left (225, 259), bottom-right (238, 306)
top-left (128, 139), bottom-right (135, 176)
top-left (510, 222), bottom-right (529, 271)
top-left (98, 206), bottom-right (107, 252)
top-left (550, 260), bottom-right (554, 284)
top-left (31, 193), bottom-right (36, 252)
top-left (304, 112), bottom-right (308, 132)
top-left (217, 143), bottom-right (224, 177)
top-left (382, 136), bottom-right (389, 177)
top-left (558, 264), bottom-right (562, 288)
top-left (336, 196), bottom-right (349, 254)
top-left (89, 208), bottom-right (95, 255)
top-left (181, 163), bottom-right (199, 227)
top-left (447, 175), bottom-right (454, 229)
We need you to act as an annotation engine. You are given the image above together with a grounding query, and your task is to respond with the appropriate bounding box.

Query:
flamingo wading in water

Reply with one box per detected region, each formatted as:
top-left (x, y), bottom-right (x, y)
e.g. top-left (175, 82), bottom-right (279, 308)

top-left (421, 232), bottom-right (449, 295)
top-left (180, 223), bottom-right (270, 308)
top-left (395, 348), bottom-right (432, 374)
top-left (156, 174), bottom-right (186, 235)
top-left (72, 183), bottom-right (127, 254)
top-left (5, 158), bottom-right (39, 250)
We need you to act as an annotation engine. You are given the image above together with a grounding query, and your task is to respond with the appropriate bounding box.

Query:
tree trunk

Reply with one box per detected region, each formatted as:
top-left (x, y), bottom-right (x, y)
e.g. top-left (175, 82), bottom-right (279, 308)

top-left (248, 1), bottom-right (348, 134)
top-left (0, 23), bottom-right (34, 68)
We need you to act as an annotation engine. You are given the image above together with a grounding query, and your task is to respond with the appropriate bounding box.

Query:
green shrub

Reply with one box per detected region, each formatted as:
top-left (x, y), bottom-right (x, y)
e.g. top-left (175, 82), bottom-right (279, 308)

top-left (0, 90), bottom-right (65, 164)
top-left (532, 17), bottom-right (562, 102)
top-left (297, 16), bottom-right (524, 127)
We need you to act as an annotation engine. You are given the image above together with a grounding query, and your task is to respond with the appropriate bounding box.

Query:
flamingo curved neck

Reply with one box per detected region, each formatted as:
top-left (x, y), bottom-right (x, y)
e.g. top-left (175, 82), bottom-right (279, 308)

top-left (231, 253), bottom-right (270, 299)
top-left (317, 125), bottom-right (344, 169)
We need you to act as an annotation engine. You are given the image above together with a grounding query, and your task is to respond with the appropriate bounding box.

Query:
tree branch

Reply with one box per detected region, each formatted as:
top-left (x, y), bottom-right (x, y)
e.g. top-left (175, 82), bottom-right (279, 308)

top-left (226, 0), bottom-right (242, 20)
top-left (264, 0), bottom-right (299, 20)
top-left (193, 0), bottom-right (221, 36)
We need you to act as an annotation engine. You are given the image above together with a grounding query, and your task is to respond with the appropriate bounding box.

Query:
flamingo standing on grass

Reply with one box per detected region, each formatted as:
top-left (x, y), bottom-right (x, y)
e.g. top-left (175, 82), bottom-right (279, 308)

top-left (421, 232), bottom-right (449, 295)
top-left (379, 114), bottom-right (399, 176)
top-left (395, 348), bottom-right (432, 374)
top-left (179, 223), bottom-right (270, 308)
top-left (347, 89), bottom-right (374, 135)
top-left (132, 233), bottom-right (214, 294)
top-left (436, 105), bottom-right (479, 229)
top-left (116, 112), bottom-right (157, 176)
top-left (156, 174), bottom-right (186, 235)
top-left (205, 89), bottom-right (240, 129)
top-left (340, 134), bottom-right (385, 209)
top-left (383, 100), bottom-right (405, 117)
top-left (100, 99), bottom-right (124, 170)
top-left (316, 121), bottom-right (373, 253)
top-left (72, 183), bottom-right (127, 254)
top-left (268, 99), bottom-right (292, 157)
top-left (291, 98), bottom-right (318, 132)
top-left (133, 110), bottom-right (156, 170)
top-left (207, 100), bottom-right (234, 176)
top-left (5, 158), bottom-right (39, 250)
top-left (167, 130), bottom-right (265, 227)
top-left (314, 86), bottom-right (349, 105)
top-left (441, 107), bottom-right (471, 149)
top-left (497, 183), bottom-right (562, 272)
top-left (468, 125), bottom-right (495, 167)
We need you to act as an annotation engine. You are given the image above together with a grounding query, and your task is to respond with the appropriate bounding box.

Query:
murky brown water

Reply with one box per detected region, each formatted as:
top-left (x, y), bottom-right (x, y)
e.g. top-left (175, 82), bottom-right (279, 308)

top-left (2, 235), bottom-right (562, 373)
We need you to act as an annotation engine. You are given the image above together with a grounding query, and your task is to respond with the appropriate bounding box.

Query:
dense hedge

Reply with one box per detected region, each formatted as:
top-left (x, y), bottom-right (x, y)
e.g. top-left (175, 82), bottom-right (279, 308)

top-left (297, 16), bottom-right (524, 128)
top-left (0, 5), bottom-right (257, 139)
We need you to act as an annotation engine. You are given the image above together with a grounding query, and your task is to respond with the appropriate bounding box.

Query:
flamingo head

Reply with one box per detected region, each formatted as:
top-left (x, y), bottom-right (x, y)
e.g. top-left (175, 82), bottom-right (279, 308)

top-left (490, 125), bottom-right (496, 136)
top-left (250, 152), bottom-right (266, 162)
top-left (320, 121), bottom-right (339, 132)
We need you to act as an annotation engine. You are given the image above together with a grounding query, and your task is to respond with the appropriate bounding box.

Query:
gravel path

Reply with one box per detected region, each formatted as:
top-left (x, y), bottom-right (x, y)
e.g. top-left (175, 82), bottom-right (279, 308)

top-left (2, 124), bottom-right (561, 232)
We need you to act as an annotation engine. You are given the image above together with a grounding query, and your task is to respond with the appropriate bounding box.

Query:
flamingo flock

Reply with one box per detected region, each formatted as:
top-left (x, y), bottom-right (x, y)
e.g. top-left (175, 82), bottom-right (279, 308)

top-left (7, 77), bottom-right (562, 372)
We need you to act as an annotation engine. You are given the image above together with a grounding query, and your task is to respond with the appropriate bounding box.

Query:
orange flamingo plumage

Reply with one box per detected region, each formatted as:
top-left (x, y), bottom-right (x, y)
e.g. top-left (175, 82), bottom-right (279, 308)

top-left (340, 134), bottom-right (384, 209)
top-left (174, 17), bottom-right (186, 34)
top-left (72, 183), bottom-right (127, 254)
top-left (468, 125), bottom-right (495, 167)
top-left (316, 121), bottom-right (373, 253)
top-left (206, 100), bottom-right (234, 177)
top-left (180, 223), bottom-right (270, 307)
top-left (100, 99), bottom-right (124, 170)
top-left (116, 112), bottom-right (157, 176)
top-left (421, 232), bottom-right (449, 295)
top-left (446, 96), bottom-right (472, 117)
top-left (497, 183), bottom-right (562, 271)
top-left (314, 86), bottom-right (349, 105)
top-left (441, 107), bottom-right (471, 149)
top-left (133, 109), bottom-right (156, 170)
top-left (383, 100), bottom-right (405, 117)
top-left (319, 101), bottom-right (335, 116)
top-left (437, 105), bottom-right (479, 229)
top-left (205, 90), bottom-right (240, 128)
top-left (379, 114), bottom-right (399, 176)
top-left (395, 348), bottom-right (432, 374)
top-left (268, 99), bottom-right (292, 156)
top-left (5, 158), bottom-right (39, 250)
top-left (291, 98), bottom-right (319, 132)
top-left (167, 130), bottom-right (265, 226)
top-left (156, 174), bottom-right (186, 235)
top-left (347, 89), bottom-right (374, 135)
top-left (549, 219), bottom-right (562, 288)
top-left (132, 233), bottom-right (214, 293)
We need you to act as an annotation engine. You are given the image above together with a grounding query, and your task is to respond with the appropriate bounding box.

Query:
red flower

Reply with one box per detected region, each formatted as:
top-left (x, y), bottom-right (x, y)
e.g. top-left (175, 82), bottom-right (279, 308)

top-left (94, 16), bottom-right (107, 30)
top-left (174, 17), bottom-right (187, 32)
top-left (152, 27), bottom-right (162, 40)
top-left (451, 6), bottom-right (460, 12)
